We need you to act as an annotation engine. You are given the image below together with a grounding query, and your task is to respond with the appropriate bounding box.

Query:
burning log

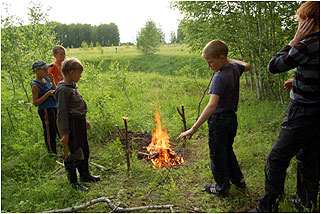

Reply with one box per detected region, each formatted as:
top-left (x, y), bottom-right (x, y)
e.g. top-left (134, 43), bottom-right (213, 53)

top-left (147, 111), bottom-right (184, 169)
top-left (148, 152), bottom-right (160, 160)
top-left (137, 151), bottom-right (159, 160)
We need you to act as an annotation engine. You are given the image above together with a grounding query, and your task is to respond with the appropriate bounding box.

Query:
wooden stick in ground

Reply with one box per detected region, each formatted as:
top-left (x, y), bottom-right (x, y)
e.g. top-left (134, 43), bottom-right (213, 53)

top-left (122, 117), bottom-right (130, 173)
top-left (176, 105), bottom-right (187, 145)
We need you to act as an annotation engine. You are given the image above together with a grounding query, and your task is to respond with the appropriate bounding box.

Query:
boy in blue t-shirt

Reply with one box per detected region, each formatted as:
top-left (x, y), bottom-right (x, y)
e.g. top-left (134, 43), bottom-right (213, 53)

top-left (179, 40), bottom-right (251, 197)
top-left (31, 60), bottom-right (59, 154)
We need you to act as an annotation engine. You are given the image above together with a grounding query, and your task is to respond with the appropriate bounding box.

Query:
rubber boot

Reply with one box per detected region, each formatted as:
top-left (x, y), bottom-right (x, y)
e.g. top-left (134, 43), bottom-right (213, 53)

top-left (78, 159), bottom-right (100, 183)
top-left (66, 167), bottom-right (88, 191)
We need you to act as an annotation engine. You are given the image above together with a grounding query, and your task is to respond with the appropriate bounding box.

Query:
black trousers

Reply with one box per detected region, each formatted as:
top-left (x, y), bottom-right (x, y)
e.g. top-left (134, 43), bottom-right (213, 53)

top-left (38, 108), bottom-right (59, 154)
top-left (258, 102), bottom-right (320, 212)
top-left (64, 117), bottom-right (90, 171)
top-left (207, 111), bottom-right (244, 192)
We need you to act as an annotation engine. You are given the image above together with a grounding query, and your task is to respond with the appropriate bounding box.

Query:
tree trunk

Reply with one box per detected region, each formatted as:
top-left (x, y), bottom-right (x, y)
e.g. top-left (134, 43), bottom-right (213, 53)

top-left (242, 2), bottom-right (255, 93)
top-left (250, 50), bottom-right (261, 100)
top-left (8, 72), bottom-right (16, 94)
top-left (278, 74), bottom-right (284, 104)
top-left (14, 59), bottom-right (33, 119)
top-left (257, 3), bottom-right (264, 97)
top-left (268, 2), bottom-right (279, 100)
top-left (237, 46), bottom-right (248, 85)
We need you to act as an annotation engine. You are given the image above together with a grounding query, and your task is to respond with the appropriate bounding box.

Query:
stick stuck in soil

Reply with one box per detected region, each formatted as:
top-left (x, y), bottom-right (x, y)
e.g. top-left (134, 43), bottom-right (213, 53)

top-left (122, 117), bottom-right (130, 173)
top-left (177, 105), bottom-right (187, 145)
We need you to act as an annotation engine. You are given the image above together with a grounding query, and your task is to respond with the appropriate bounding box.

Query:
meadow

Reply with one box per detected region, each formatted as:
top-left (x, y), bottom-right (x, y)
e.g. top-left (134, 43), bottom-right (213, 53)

top-left (1, 44), bottom-right (306, 212)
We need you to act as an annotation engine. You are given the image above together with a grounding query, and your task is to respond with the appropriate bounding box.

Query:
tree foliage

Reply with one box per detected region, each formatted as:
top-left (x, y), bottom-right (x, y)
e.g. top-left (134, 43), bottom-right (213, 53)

top-left (52, 22), bottom-right (120, 48)
top-left (136, 20), bottom-right (164, 55)
top-left (169, 22), bottom-right (186, 44)
top-left (1, 2), bottom-right (58, 118)
top-left (171, 1), bottom-right (301, 101)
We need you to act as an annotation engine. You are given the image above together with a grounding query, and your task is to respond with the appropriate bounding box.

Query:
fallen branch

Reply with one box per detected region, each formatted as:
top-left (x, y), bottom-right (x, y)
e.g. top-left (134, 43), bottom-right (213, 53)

top-left (174, 204), bottom-right (202, 213)
top-left (55, 160), bottom-right (64, 167)
top-left (44, 197), bottom-right (174, 213)
top-left (89, 161), bottom-right (108, 171)
top-left (50, 166), bottom-right (63, 176)
top-left (115, 204), bottom-right (174, 213)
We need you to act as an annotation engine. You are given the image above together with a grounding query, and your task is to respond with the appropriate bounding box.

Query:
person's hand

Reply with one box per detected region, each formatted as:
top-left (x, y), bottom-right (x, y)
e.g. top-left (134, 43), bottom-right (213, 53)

top-left (47, 89), bottom-right (55, 96)
top-left (284, 78), bottom-right (293, 91)
top-left (60, 134), bottom-right (69, 145)
top-left (86, 120), bottom-right (91, 130)
top-left (290, 19), bottom-right (315, 46)
top-left (178, 127), bottom-right (197, 140)
top-left (48, 73), bottom-right (54, 82)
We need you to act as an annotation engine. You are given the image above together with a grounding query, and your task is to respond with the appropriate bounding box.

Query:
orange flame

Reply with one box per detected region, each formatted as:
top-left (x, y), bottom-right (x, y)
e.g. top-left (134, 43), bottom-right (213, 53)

top-left (147, 112), bottom-right (184, 169)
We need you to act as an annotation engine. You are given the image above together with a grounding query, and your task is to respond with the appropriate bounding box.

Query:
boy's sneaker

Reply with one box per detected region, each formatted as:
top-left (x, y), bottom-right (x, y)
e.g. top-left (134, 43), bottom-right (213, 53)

top-left (290, 199), bottom-right (317, 212)
top-left (71, 183), bottom-right (89, 192)
top-left (248, 207), bottom-right (259, 213)
top-left (234, 179), bottom-right (246, 189)
top-left (203, 184), bottom-right (228, 197)
top-left (290, 199), bottom-right (304, 211)
top-left (234, 179), bottom-right (249, 195)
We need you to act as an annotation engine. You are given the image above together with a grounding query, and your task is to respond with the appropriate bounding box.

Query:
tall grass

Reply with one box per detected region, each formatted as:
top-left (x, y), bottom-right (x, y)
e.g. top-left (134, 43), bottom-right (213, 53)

top-left (2, 44), bottom-right (313, 212)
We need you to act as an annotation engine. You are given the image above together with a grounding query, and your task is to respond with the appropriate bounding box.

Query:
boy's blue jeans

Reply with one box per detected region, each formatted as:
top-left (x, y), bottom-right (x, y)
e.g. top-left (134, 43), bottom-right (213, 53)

top-left (207, 110), bottom-right (244, 192)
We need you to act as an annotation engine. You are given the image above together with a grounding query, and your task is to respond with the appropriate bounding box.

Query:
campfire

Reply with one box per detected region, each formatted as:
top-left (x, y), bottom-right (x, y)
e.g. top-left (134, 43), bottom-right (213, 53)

top-left (147, 112), bottom-right (184, 169)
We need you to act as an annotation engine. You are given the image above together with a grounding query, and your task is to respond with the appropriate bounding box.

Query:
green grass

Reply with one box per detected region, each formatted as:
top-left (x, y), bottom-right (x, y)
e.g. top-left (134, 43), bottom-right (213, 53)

top-left (2, 44), bottom-right (314, 212)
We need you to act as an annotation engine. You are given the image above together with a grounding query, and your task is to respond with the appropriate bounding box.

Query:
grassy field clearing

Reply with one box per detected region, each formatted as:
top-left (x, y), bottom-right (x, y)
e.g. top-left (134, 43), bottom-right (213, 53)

top-left (2, 44), bottom-right (306, 212)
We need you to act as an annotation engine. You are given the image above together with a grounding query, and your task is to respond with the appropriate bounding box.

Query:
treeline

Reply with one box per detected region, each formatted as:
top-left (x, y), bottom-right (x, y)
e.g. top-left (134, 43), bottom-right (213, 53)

top-left (170, 23), bottom-right (186, 44)
top-left (172, 1), bottom-right (301, 102)
top-left (51, 22), bottom-right (120, 48)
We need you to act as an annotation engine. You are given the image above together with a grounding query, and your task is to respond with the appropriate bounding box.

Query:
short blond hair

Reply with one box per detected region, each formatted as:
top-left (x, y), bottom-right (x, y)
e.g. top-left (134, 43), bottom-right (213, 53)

top-left (61, 58), bottom-right (83, 76)
top-left (52, 45), bottom-right (65, 54)
top-left (202, 40), bottom-right (228, 59)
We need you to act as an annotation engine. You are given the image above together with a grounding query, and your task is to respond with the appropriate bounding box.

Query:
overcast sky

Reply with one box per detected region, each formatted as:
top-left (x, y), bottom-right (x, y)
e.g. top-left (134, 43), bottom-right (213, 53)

top-left (1, 0), bottom-right (184, 43)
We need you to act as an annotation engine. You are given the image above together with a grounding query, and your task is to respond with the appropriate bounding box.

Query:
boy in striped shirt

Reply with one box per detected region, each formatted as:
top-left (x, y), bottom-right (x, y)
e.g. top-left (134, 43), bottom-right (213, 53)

top-left (251, 1), bottom-right (319, 212)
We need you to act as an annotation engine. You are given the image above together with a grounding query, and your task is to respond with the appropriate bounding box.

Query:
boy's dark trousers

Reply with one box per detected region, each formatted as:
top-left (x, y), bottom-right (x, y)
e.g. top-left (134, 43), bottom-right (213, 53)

top-left (63, 117), bottom-right (89, 180)
top-left (38, 108), bottom-right (59, 154)
top-left (207, 110), bottom-right (244, 192)
top-left (63, 117), bottom-right (99, 185)
top-left (258, 103), bottom-right (320, 212)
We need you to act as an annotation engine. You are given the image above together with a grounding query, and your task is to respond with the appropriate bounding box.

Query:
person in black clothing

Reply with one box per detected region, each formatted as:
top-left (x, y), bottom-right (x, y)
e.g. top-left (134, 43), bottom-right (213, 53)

top-left (250, 1), bottom-right (319, 212)
top-left (178, 40), bottom-right (251, 197)
top-left (55, 58), bottom-right (100, 191)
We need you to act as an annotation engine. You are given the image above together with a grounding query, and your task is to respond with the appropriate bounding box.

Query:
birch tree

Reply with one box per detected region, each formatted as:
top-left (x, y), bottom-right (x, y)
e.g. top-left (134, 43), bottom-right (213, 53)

top-left (172, 1), bottom-right (300, 101)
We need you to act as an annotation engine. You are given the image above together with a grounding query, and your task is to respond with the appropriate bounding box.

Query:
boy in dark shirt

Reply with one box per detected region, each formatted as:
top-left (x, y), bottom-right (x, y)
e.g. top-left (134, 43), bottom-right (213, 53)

top-left (179, 40), bottom-right (251, 197)
top-left (55, 58), bottom-right (100, 191)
